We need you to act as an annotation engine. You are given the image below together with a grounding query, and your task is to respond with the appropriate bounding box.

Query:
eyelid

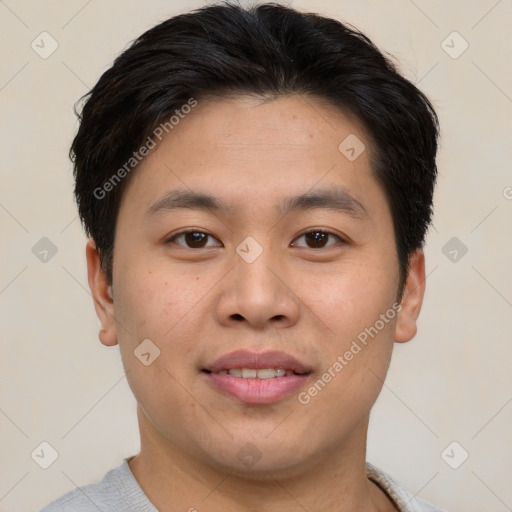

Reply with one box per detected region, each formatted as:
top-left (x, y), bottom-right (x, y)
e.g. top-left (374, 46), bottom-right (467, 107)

top-left (166, 228), bottom-right (347, 249)
top-left (166, 229), bottom-right (223, 247)
top-left (291, 229), bottom-right (346, 248)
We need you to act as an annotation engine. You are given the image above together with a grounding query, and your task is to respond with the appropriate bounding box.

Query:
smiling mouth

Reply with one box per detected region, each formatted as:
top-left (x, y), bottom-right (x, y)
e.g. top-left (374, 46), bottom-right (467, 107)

top-left (201, 349), bottom-right (313, 403)
top-left (202, 368), bottom-right (310, 379)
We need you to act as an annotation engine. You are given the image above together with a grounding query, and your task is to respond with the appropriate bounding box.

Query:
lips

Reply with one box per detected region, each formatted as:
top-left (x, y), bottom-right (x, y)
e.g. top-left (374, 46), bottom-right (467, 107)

top-left (202, 349), bottom-right (312, 404)
top-left (203, 349), bottom-right (312, 375)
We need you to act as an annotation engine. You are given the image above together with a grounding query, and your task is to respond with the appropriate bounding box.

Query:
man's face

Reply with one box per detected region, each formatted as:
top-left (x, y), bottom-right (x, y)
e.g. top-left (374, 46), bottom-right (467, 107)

top-left (92, 94), bottom-right (422, 477)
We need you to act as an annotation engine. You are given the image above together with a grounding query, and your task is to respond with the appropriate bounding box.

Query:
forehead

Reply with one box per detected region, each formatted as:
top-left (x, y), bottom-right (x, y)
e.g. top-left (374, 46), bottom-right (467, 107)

top-left (168, 93), bottom-right (369, 163)
top-left (119, 94), bottom-right (388, 221)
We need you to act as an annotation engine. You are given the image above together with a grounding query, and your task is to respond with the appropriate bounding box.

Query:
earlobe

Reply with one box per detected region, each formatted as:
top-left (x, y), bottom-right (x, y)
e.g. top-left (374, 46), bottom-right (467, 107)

top-left (85, 239), bottom-right (118, 347)
top-left (394, 248), bottom-right (426, 343)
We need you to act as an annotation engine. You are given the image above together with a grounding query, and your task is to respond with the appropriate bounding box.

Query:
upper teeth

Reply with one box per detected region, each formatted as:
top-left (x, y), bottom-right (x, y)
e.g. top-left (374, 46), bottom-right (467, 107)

top-left (217, 368), bottom-right (295, 379)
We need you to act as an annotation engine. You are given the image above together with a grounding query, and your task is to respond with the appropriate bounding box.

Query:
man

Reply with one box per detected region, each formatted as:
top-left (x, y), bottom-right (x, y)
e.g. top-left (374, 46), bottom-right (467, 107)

top-left (40, 1), bottom-right (445, 510)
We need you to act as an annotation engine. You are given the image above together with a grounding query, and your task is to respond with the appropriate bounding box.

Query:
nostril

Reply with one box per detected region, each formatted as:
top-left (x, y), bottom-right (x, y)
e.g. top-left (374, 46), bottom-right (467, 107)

top-left (231, 314), bottom-right (244, 321)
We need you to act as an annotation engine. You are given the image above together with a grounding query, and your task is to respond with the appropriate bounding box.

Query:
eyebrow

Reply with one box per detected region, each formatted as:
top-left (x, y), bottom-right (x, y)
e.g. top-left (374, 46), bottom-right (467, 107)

top-left (146, 187), bottom-right (368, 219)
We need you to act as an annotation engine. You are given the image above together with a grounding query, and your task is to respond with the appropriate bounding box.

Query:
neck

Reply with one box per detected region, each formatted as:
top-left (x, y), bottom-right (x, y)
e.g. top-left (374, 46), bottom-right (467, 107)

top-left (128, 405), bottom-right (394, 512)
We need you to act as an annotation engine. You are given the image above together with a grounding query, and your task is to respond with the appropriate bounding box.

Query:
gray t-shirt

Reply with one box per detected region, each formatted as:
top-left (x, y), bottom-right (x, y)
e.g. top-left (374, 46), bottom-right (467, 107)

top-left (39, 457), bottom-right (447, 511)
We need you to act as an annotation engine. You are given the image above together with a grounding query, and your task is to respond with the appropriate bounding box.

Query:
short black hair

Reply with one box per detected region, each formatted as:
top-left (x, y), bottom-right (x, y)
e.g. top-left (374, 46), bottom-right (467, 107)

top-left (71, 1), bottom-right (439, 296)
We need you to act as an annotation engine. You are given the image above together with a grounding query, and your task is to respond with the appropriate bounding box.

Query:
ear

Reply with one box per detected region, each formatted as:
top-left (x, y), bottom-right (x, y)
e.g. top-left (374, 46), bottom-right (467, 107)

top-left (394, 248), bottom-right (426, 343)
top-left (85, 238), bottom-right (118, 347)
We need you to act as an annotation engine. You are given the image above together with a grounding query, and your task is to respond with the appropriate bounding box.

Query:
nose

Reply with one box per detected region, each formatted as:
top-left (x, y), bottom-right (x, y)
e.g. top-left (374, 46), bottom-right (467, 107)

top-left (215, 247), bottom-right (301, 330)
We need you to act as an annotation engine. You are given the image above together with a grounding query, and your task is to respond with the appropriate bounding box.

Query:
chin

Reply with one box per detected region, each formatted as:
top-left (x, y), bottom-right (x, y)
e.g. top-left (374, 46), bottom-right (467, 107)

top-left (200, 439), bottom-right (318, 480)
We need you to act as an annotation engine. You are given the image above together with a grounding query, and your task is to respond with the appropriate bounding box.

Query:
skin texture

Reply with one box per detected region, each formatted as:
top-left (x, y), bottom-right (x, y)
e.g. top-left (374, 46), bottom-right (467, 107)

top-left (86, 94), bottom-right (425, 512)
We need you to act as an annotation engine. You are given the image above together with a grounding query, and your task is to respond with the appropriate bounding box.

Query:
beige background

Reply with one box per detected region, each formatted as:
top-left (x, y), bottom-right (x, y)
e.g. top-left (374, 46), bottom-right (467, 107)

top-left (1, 1), bottom-right (511, 511)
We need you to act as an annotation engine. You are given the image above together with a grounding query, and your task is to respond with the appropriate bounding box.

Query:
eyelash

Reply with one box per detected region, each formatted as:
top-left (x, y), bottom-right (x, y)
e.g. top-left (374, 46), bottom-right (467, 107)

top-left (166, 229), bottom-right (346, 249)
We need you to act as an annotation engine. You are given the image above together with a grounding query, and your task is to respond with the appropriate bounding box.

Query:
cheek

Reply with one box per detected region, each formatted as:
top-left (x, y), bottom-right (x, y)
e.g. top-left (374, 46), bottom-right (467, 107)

top-left (112, 256), bottom-right (225, 395)
top-left (300, 275), bottom-right (397, 437)
top-left (307, 256), bottom-right (398, 344)
top-left (113, 266), bottom-right (208, 412)
top-left (114, 260), bottom-right (206, 340)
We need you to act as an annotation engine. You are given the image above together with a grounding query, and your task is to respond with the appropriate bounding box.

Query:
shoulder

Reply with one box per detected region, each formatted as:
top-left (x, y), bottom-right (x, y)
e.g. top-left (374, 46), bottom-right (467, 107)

top-left (39, 488), bottom-right (96, 511)
top-left (38, 458), bottom-right (156, 512)
top-left (366, 462), bottom-right (449, 512)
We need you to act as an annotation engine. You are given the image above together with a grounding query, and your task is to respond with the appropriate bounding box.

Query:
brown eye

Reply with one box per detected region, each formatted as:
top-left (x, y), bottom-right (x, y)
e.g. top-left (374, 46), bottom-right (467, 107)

top-left (168, 231), bottom-right (221, 248)
top-left (184, 232), bottom-right (208, 248)
top-left (293, 230), bottom-right (343, 249)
